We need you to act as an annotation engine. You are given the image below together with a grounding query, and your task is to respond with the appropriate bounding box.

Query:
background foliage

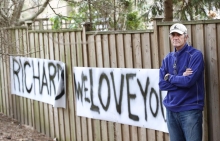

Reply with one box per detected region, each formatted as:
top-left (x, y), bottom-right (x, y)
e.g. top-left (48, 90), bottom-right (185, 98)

top-left (50, 0), bottom-right (220, 30)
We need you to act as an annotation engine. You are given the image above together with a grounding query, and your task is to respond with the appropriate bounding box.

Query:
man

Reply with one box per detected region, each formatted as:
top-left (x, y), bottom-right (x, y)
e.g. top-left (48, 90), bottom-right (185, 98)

top-left (159, 23), bottom-right (205, 141)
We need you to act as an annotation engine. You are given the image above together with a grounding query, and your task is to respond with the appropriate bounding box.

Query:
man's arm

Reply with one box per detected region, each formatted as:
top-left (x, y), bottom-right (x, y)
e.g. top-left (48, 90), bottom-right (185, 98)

top-left (169, 52), bottom-right (204, 88)
top-left (158, 60), bottom-right (179, 91)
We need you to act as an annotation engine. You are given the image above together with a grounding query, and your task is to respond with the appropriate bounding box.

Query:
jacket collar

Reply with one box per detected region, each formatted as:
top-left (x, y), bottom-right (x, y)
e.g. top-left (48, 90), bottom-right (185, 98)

top-left (174, 43), bottom-right (188, 56)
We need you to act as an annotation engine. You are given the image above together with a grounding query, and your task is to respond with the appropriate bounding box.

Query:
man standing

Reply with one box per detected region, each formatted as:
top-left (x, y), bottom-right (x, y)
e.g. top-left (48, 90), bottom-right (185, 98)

top-left (159, 23), bottom-right (205, 141)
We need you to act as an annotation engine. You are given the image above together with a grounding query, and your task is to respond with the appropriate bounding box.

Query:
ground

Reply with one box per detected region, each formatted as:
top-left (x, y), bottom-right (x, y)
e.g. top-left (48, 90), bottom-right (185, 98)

top-left (0, 113), bottom-right (54, 141)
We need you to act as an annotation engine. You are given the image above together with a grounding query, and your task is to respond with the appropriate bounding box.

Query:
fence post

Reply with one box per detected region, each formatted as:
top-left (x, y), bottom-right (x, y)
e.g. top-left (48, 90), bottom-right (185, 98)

top-left (39, 19), bottom-right (43, 30)
top-left (25, 21), bottom-right (33, 30)
top-left (83, 22), bottom-right (93, 31)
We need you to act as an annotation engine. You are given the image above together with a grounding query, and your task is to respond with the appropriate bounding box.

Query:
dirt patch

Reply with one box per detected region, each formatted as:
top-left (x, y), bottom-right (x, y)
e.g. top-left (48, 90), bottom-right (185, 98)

top-left (0, 113), bottom-right (54, 141)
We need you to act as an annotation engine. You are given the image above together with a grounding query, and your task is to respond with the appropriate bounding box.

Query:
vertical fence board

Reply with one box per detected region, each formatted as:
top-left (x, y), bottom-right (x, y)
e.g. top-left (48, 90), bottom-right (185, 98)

top-left (116, 34), bottom-right (130, 141)
top-left (0, 29), bottom-right (2, 113)
top-left (102, 34), bottom-right (115, 141)
top-left (26, 31), bottom-right (39, 132)
top-left (102, 35), bottom-right (110, 68)
top-left (157, 26), bottom-right (170, 141)
top-left (96, 35), bottom-right (103, 67)
top-left (131, 33), bottom-right (141, 141)
top-left (96, 34), bottom-right (108, 141)
top-left (141, 33), bottom-right (152, 68)
top-left (88, 34), bottom-right (102, 141)
top-left (109, 34), bottom-right (118, 67)
top-left (193, 24), bottom-right (208, 141)
top-left (109, 34), bottom-right (123, 141)
top-left (38, 32), bottom-right (46, 134)
top-left (158, 26), bottom-right (170, 64)
top-left (47, 32), bottom-right (55, 138)
top-left (22, 29), bottom-right (28, 125)
top-left (74, 33), bottom-right (83, 141)
top-left (132, 34), bottom-right (142, 68)
top-left (28, 32), bottom-right (35, 127)
top-left (53, 32), bottom-right (61, 140)
top-left (205, 24), bottom-right (220, 141)
top-left (124, 34), bottom-right (133, 67)
top-left (69, 32), bottom-right (77, 141)
top-left (147, 32), bottom-right (157, 141)
top-left (217, 24), bottom-right (220, 130)
top-left (0, 42), bottom-right (2, 112)
top-left (62, 32), bottom-right (72, 141)
top-left (185, 25), bottom-right (192, 46)
top-left (9, 29), bottom-right (17, 119)
top-left (79, 31), bottom-right (89, 141)
top-left (82, 28), bottom-right (88, 67)
top-left (3, 30), bottom-right (9, 116)
top-left (0, 30), bottom-right (5, 114)
top-left (58, 32), bottom-right (66, 141)
top-left (33, 32), bottom-right (41, 132)
top-left (123, 33), bottom-right (133, 141)
top-left (152, 19), bottom-right (160, 69)
top-left (3, 29), bottom-right (10, 117)
top-left (134, 33), bottom-right (148, 141)
top-left (108, 34), bottom-right (119, 141)
top-left (76, 31), bottom-right (85, 140)
top-left (14, 29), bottom-right (21, 123)
top-left (18, 29), bottom-right (25, 125)
top-left (43, 32), bottom-right (51, 137)
top-left (217, 24), bottom-right (220, 141)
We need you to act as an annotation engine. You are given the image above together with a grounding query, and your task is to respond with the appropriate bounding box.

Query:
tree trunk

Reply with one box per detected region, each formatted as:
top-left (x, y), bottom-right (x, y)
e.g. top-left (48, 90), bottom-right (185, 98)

top-left (164, 0), bottom-right (173, 21)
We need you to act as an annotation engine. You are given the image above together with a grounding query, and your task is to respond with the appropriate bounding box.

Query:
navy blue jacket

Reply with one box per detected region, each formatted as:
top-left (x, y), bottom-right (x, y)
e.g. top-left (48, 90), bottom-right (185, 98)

top-left (159, 44), bottom-right (204, 112)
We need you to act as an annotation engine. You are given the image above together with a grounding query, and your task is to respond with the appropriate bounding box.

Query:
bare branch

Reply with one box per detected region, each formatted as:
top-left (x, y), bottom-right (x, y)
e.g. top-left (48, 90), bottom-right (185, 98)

top-left (22, 5), bottom-right (43, 12)
top-left (17, 0), bottom-right (51, 25)
top-left (11, 0), bottom-right (25, 25)
top-left (48, 3), bottom-right (74, 19)
top-left (0, 9), bottom-right (8, 21)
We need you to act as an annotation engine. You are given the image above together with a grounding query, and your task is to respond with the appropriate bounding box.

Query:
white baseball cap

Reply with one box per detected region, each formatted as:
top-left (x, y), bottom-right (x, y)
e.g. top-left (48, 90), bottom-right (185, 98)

top-left (170, 23), bottom-right (187, 34)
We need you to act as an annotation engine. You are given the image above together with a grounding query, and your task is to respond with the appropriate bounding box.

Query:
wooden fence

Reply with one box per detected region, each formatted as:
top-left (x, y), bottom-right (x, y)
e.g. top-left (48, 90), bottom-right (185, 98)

top-left (0, 18), bottom-right (220, 141)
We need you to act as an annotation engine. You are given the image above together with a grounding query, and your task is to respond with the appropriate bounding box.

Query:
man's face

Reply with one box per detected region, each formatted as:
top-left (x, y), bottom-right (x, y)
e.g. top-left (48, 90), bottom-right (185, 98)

top-left (170, 32), bottom-right (187, 51)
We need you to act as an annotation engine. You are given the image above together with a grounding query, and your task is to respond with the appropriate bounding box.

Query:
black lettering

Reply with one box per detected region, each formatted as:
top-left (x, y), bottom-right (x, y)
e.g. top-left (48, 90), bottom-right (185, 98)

top-left (24, 61), bottom-right (32, 93)
top-left (56, 64), bottom-right (62, 80)
top-left (48, 63), bottom-right (56, 96)
top-left (55, 69), bottom-right (65, 100)
top-left (110, 72), bottom-right (124, 114)
top-left (74, 71), bottom-right (89, 103)
top-left (89, 69), bottom-right (100, 113)
top-left (83, 73), bottom-right (89, 103)
top-left (32, 60), bottom-right (40, 95)
top-left (19, 59), bottom-right (24, 92)
top-left (98, 73), bottom-right (110, 111)
top-left (126, 73), bottom-right (139, 121)
top-left (40, 62), bottom-right (49, 94)
top-left (74, 73), bottom-right (83, 101)
top-left (150, 88), bottom-right (159, 117)
top-left (12, 58), bottom-right (20, 91)
top-left (137, 77), bottom-right (150, 121)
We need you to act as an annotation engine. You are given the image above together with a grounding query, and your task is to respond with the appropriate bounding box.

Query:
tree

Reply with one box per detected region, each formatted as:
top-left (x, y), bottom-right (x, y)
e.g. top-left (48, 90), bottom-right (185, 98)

top-left (164, 0), bottom-right (173, 21)
top-left (0, 0), bottom-right (50, 27)
top-left (0, 0), bottom-right (51, 60)
top-left (50, 0), bottom-right (150, 30)
top-left (158, 0), bottom-right (220, 21)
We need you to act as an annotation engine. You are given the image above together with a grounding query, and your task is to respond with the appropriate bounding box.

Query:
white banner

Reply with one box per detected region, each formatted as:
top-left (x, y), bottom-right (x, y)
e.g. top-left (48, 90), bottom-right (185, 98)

top-left (74, 67), bottom-right (168, 133)
top-left (10, 56), bottom-right (66, 108)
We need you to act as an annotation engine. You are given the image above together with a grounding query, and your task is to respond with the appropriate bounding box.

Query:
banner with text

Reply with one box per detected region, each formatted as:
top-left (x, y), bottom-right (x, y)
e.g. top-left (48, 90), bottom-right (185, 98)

top-left (10, 56), bottom-right (66, 108)
top-left (74, 67), bottom-right (168, 133)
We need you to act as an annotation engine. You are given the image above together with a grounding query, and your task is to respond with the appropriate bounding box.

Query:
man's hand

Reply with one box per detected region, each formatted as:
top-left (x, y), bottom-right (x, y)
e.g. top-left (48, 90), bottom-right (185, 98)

top-left (164, 73), bottom-right (170, 81)
top-left (183, 68), bottom-right (193, 76)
